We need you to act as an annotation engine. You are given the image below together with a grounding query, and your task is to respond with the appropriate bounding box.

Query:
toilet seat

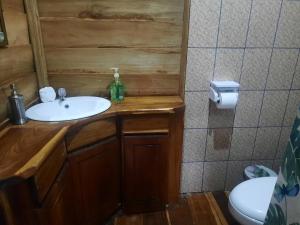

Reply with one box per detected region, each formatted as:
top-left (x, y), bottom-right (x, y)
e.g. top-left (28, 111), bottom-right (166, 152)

top-left (229, 201), bottom-right (264, 225)
top-left (229, 177), bottom-right (277, 225)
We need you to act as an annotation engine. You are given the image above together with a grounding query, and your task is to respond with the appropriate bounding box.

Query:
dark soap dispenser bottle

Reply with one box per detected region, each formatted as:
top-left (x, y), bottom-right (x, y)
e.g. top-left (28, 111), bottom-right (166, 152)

top-left (8, 84), bottom-right (27, 125)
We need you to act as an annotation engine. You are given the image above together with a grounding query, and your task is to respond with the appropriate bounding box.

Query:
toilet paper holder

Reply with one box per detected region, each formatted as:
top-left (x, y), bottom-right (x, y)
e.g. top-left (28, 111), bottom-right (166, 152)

top-left (209, 81), bottom-right (240, 108)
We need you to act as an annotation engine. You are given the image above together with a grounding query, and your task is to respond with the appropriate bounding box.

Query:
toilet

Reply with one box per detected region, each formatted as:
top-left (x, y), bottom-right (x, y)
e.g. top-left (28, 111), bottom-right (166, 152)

top-left (228, 177), bottom-right (277, 225)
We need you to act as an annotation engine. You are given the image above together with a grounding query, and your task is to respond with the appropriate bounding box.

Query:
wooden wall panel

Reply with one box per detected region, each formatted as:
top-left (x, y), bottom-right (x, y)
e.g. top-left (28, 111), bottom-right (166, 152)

top-left (24, 0), bottom-right (49, 87)
top-left (3, 10), bottom-right (30, 46)
top-left (40, 19), bottom-right (182, 48)
top-left (49, 74), bottom-right (180, 96)
top-left (38, 0), bottom-right (186, 96)
top-left (0, 46), bottom-right (34, 82)
top-left (2, 0), bottom-right (24, 12)
top-left (0, 0), bottom-right (39, 124)
top-left (46, 48), bottom-right (181, 75)
top-left (37, 0), bottom-right (183, 20)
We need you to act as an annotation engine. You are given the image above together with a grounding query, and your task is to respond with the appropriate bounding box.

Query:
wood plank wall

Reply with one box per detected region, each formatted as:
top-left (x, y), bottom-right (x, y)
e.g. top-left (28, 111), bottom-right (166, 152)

top-left (0, 0), bottom-right (38, 124)
top-left (37, 0), bottom-right (185, 96)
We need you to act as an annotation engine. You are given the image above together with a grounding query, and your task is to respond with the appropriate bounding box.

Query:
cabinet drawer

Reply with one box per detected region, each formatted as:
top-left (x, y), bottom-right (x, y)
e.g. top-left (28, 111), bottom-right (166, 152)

top-left (34, 142), bottom-right (66, 203)
top-left (66, 118), bottom-right (117, 152)
top-left (122, 114), bottom-right (169, 134)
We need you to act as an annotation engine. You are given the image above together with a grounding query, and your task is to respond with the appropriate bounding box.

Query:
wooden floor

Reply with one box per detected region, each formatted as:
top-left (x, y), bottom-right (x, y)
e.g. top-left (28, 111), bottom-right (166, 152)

top-left (113, 192), bottom-right (240, 225)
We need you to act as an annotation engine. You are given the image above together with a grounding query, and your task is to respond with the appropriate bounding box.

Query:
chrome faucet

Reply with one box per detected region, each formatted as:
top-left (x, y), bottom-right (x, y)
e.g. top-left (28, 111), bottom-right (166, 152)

top-left (58, 88), bottom-right (67, 101)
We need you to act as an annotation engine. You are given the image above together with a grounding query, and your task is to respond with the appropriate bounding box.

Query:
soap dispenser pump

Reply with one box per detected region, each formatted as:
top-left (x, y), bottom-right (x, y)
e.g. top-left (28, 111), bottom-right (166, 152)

top-left (109, 67), bottom-right (124, 103)
top-left (8, 84), bottom-right (27, 125)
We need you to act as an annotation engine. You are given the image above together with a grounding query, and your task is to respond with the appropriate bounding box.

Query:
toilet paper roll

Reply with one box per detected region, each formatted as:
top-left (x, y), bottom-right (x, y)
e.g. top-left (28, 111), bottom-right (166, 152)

top-left (216, 92), bottom-right (238, 109)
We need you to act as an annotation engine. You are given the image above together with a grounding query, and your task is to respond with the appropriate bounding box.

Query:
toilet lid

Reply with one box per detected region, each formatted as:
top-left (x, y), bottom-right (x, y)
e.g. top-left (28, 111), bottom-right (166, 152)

top-left (229, 177), bottom-right (277, 222)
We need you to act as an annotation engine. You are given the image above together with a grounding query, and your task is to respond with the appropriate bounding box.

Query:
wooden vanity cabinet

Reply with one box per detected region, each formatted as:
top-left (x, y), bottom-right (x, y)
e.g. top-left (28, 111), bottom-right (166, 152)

top-left (122, 114), bottom-right (170, 213)
top-left (68, 137), bottom-right (121, 225)
top-left (0, 97), bottom-right (184, 225)
top-left (123, 135), bottom-right (169, 213)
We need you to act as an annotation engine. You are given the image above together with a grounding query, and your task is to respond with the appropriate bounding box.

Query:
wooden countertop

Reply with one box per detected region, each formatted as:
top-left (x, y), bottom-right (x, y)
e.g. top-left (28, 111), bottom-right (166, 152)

top-left (0, 125), bottom-right (69, 184)
top-left (0, 96), bottom-right (184, 184)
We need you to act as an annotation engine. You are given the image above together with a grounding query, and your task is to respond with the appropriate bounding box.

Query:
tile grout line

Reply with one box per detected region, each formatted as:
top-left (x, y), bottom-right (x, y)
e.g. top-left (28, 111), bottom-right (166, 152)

top-left (201, 0), bottom-right (223, 192)
top-left (238, 0), bottom-right (254, 82)
top-left (226, 0), bottom-right (254, 166)
top-left (201, 128), bottom-right (209, 192)
top-left (224, 127), bottom-right (234, 190)
top-left (185, 88), bottom-right (300, 93)
top-left (273, 49), bottom-right (300, 162)
top-left (184, 125), bottom-right (293, 130)
top-left (182, 0), bottom-right (192, 94)
top-left (250, 0), bottom-right (284, 161)
top-left (282, 49), bottom-right (300, 125)
top-left (183, 159), bottom-right (278, 164)
top-left (212, 0), bottom-right (223, 79)
top-left (188, 46), bottom-right (300, 50)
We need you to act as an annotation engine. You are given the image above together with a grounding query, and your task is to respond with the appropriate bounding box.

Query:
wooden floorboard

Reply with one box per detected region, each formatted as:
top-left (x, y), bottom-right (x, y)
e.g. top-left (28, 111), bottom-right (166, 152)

top-left (205, 193), bottom-right (228, 225)
top-left (212, 192), bottom-right (240, 225)
top-left (114, 192), bottom-right (240, 225)
top-left (114, 214), bottom-right (143, 225)
top-left (166, 198), bottom-right (193, 225)
top-left (167, 198), bottom-right (194, 225)
top-left (188, 194), bottom-right (220, 225)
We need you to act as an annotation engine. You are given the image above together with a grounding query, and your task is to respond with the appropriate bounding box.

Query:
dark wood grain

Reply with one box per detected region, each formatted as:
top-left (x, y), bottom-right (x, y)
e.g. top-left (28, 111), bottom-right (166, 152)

top-left (143, 212), bottom-right (169, 225)
top-left (213, 192), bottom-right (240, 225)
top-left (0, 96), bottom-right (185, 225)
top-left (115, 211), bottom-right (168, 225)
top-left (0, 126), bottom-right (64, 182)
top-left (115, 193), bottom-right (236, 225)
top-left (188, 194), bottom-right (220, 225)
top-left (33, 142), bottom-right (66, 202)
top-left (0, 96), bottom-right (184, 184)
top-left (65, 118), bottom-right (116, 152)
top-left (167, 198), bottom-right (194, 225)
top-left (122, 114), bottom-right (170, 134)
top-left (35, 163), bottom-right (79, 225)
top-left (69, 137), bottom-right (121, 225)
top-left (123, 135), bottom-right (168, 213)
top-left (167, 109), bottom-right (184, 203)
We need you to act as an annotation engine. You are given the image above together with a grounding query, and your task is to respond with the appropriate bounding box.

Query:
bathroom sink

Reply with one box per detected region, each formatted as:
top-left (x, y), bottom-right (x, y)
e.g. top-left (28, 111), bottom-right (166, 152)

top-left (26, 96), bottom-right (111, 122)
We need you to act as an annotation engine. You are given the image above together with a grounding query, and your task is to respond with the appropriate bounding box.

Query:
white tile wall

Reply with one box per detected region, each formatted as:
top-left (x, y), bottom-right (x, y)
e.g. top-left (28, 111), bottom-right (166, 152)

top-left (182, 0), bottom-right (300, 193)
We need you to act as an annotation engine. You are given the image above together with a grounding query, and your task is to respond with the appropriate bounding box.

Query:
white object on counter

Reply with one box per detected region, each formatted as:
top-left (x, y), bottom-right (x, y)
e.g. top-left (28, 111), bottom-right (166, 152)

top-left (39, 87), bottom-right (56, 103)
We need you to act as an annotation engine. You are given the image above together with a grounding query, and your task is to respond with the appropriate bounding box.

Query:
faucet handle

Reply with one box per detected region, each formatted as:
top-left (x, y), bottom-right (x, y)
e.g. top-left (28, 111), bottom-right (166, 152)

top-left (58, 88), bottom-right (67, 98)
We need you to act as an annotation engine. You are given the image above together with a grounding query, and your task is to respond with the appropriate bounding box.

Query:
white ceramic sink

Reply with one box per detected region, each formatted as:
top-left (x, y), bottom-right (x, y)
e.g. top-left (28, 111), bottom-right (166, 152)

top-left (26, 96), bottom-right (111, 122)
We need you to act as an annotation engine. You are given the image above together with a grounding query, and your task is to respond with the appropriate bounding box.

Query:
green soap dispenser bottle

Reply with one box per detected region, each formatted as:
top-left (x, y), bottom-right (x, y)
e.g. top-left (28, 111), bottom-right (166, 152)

top-left (110, 67), bottom-right (125, 103)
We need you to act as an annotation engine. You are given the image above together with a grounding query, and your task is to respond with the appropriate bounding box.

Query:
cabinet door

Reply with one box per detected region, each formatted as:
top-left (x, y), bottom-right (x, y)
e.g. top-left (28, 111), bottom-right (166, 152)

top-left (123, 135), bottom-right (168, 213)
top-left (36, 163), bottom-right (78, 225)
top-left (69, 137), bottom-right (121, 225)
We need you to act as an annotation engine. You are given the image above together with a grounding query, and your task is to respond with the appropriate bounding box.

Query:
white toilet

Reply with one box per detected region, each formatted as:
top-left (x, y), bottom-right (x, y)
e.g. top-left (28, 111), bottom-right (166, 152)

top-left (228, 177), bottom-right (277, 225)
